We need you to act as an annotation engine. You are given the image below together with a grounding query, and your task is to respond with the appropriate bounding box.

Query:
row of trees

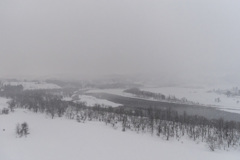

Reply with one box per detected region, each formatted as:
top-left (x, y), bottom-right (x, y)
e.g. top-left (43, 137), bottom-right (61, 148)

top-left (124, 88), bottom-right (166, 100)
top-left (2, 87), bottom-right (240, 151)
top-left (124, 88), bottom-right (197, 105)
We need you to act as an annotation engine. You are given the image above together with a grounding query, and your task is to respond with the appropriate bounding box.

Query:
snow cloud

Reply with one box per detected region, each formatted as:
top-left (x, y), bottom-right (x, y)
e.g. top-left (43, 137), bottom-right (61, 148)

top-left (1, 0), bottom-right (240, 82)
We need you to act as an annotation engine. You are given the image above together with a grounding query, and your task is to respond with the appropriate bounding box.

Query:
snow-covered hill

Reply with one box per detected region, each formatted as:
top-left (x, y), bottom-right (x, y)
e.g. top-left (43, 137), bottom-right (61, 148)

top-left (0, 101), bottom-right (240, 160)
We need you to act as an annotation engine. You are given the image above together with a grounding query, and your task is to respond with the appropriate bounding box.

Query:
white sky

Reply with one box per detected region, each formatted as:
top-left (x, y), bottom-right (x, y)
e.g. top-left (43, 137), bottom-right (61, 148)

top-left (1, 0), bottom-right (240, 82)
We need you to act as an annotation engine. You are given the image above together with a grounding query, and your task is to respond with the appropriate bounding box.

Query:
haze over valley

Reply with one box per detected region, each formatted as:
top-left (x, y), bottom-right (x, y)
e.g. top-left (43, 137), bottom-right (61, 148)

top-left (1, 0), bottom-right (240, 160)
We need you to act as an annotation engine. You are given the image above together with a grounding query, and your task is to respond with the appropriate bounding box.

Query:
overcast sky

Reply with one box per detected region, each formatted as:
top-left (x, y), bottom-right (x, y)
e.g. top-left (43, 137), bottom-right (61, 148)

top-left (1, 0), bottom-right (240, 82)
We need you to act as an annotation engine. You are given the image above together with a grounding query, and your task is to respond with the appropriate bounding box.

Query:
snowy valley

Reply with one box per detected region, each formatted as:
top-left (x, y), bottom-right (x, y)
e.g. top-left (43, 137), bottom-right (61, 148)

top-left (1, 80), bottom-right (240, 160)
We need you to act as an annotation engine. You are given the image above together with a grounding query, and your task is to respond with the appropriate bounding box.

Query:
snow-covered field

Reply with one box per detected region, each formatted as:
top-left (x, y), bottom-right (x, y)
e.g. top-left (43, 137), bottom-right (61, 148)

top-left (62, 94), bottom-right (122, 108)
top-left (86, 88), bottom-right (141, 98)
top-left (1, 107), bottom-right (240, 160)
top-left (143, 87), bottom-right (240, 114)
top-left (77, 95), bottom-right (121, 107)
top-left (2, 81), bottom-right (61, 90)
top-left (87, 87), bottom-right (240, 114)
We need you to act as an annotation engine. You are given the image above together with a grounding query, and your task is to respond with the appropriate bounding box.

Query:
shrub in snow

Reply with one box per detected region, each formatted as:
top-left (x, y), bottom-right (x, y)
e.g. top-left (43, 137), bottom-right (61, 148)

top-left (207, 135), bottom-right (217, 151)
top-left (16, 124), bottom-right (21, 136)
top-left (16, 122), bottom-right (29, 137)
top-left (2, 108), bottom-right (9, 114)
top-left (7, 99), bottom-right (16, 112)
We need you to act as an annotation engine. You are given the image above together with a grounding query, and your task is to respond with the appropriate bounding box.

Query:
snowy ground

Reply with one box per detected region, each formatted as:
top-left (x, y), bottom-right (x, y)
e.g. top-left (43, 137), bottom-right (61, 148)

top-left (63, 95), bottom-right (122, 107)
top-left (2, 81), bottom-right (61, 90)
top-left (1, 107), bottom-right (240, 160)
top-left (77, 95), bottom-right (121, 107)
top-left (86, 88), bottom-right (142, 98)
top-left (143, 87), bottom-right (240, 114)
top-left (87, 87), bottom-right (240, 114)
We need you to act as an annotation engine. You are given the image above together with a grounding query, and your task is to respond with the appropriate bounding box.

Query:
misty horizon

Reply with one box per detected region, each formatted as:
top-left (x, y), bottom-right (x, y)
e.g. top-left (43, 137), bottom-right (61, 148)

top-left (1, 0), bottom-right (240, 84)
top-left (1, 1), bottom-right (240, 159)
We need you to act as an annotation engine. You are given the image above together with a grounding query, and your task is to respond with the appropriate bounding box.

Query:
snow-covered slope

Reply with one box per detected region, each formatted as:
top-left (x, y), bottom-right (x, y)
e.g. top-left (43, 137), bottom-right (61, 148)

top-left (2, 81), bottom-right (61, 90)
top-left (0, 105), bottom-right (240, 160)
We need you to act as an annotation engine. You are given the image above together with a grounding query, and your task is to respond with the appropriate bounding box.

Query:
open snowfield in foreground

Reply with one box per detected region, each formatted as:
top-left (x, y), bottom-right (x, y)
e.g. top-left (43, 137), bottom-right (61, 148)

top-left (1, 108), bottom-right (240, 160)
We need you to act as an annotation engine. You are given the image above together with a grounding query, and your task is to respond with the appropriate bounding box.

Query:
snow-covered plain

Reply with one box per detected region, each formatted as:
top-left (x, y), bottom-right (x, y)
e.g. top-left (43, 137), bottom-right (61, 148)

top-left (143, 87), bottom-right (240, 114)
top-left (1, 107), bottom-right (240, 160)
top-left (62, 95), bottom-right (122, 107)
top-left (78, 95), bottom-right (121, 107)
top-left (87, 87), bottom-right (240, 114)
top-left (2, 81), bottom-right (61, 90)
top-left (86, 88), bottom-right (141, 98)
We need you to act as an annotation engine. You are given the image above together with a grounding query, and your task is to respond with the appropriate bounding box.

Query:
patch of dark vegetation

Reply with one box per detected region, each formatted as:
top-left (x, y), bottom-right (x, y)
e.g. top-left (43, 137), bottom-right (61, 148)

top-left (1, 108), bottom-right (9, 114)
top-left (124, 88), bottom-right (199, 105)
top-left (16, 122), bottom-right (29, 137)
top-left (124, 88), bottom-right (166, 100)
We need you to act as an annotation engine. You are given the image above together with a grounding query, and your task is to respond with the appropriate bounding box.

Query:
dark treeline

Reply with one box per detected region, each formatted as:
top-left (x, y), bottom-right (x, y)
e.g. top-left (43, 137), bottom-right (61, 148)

top-left (1, 86), bottom-right (240, 151)
top-left (124, 88), bottom-right (196, 104)
top-left (0, 84), bottom-right (24, 97)
top-left (124, 88), bottom-right (166, 100)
